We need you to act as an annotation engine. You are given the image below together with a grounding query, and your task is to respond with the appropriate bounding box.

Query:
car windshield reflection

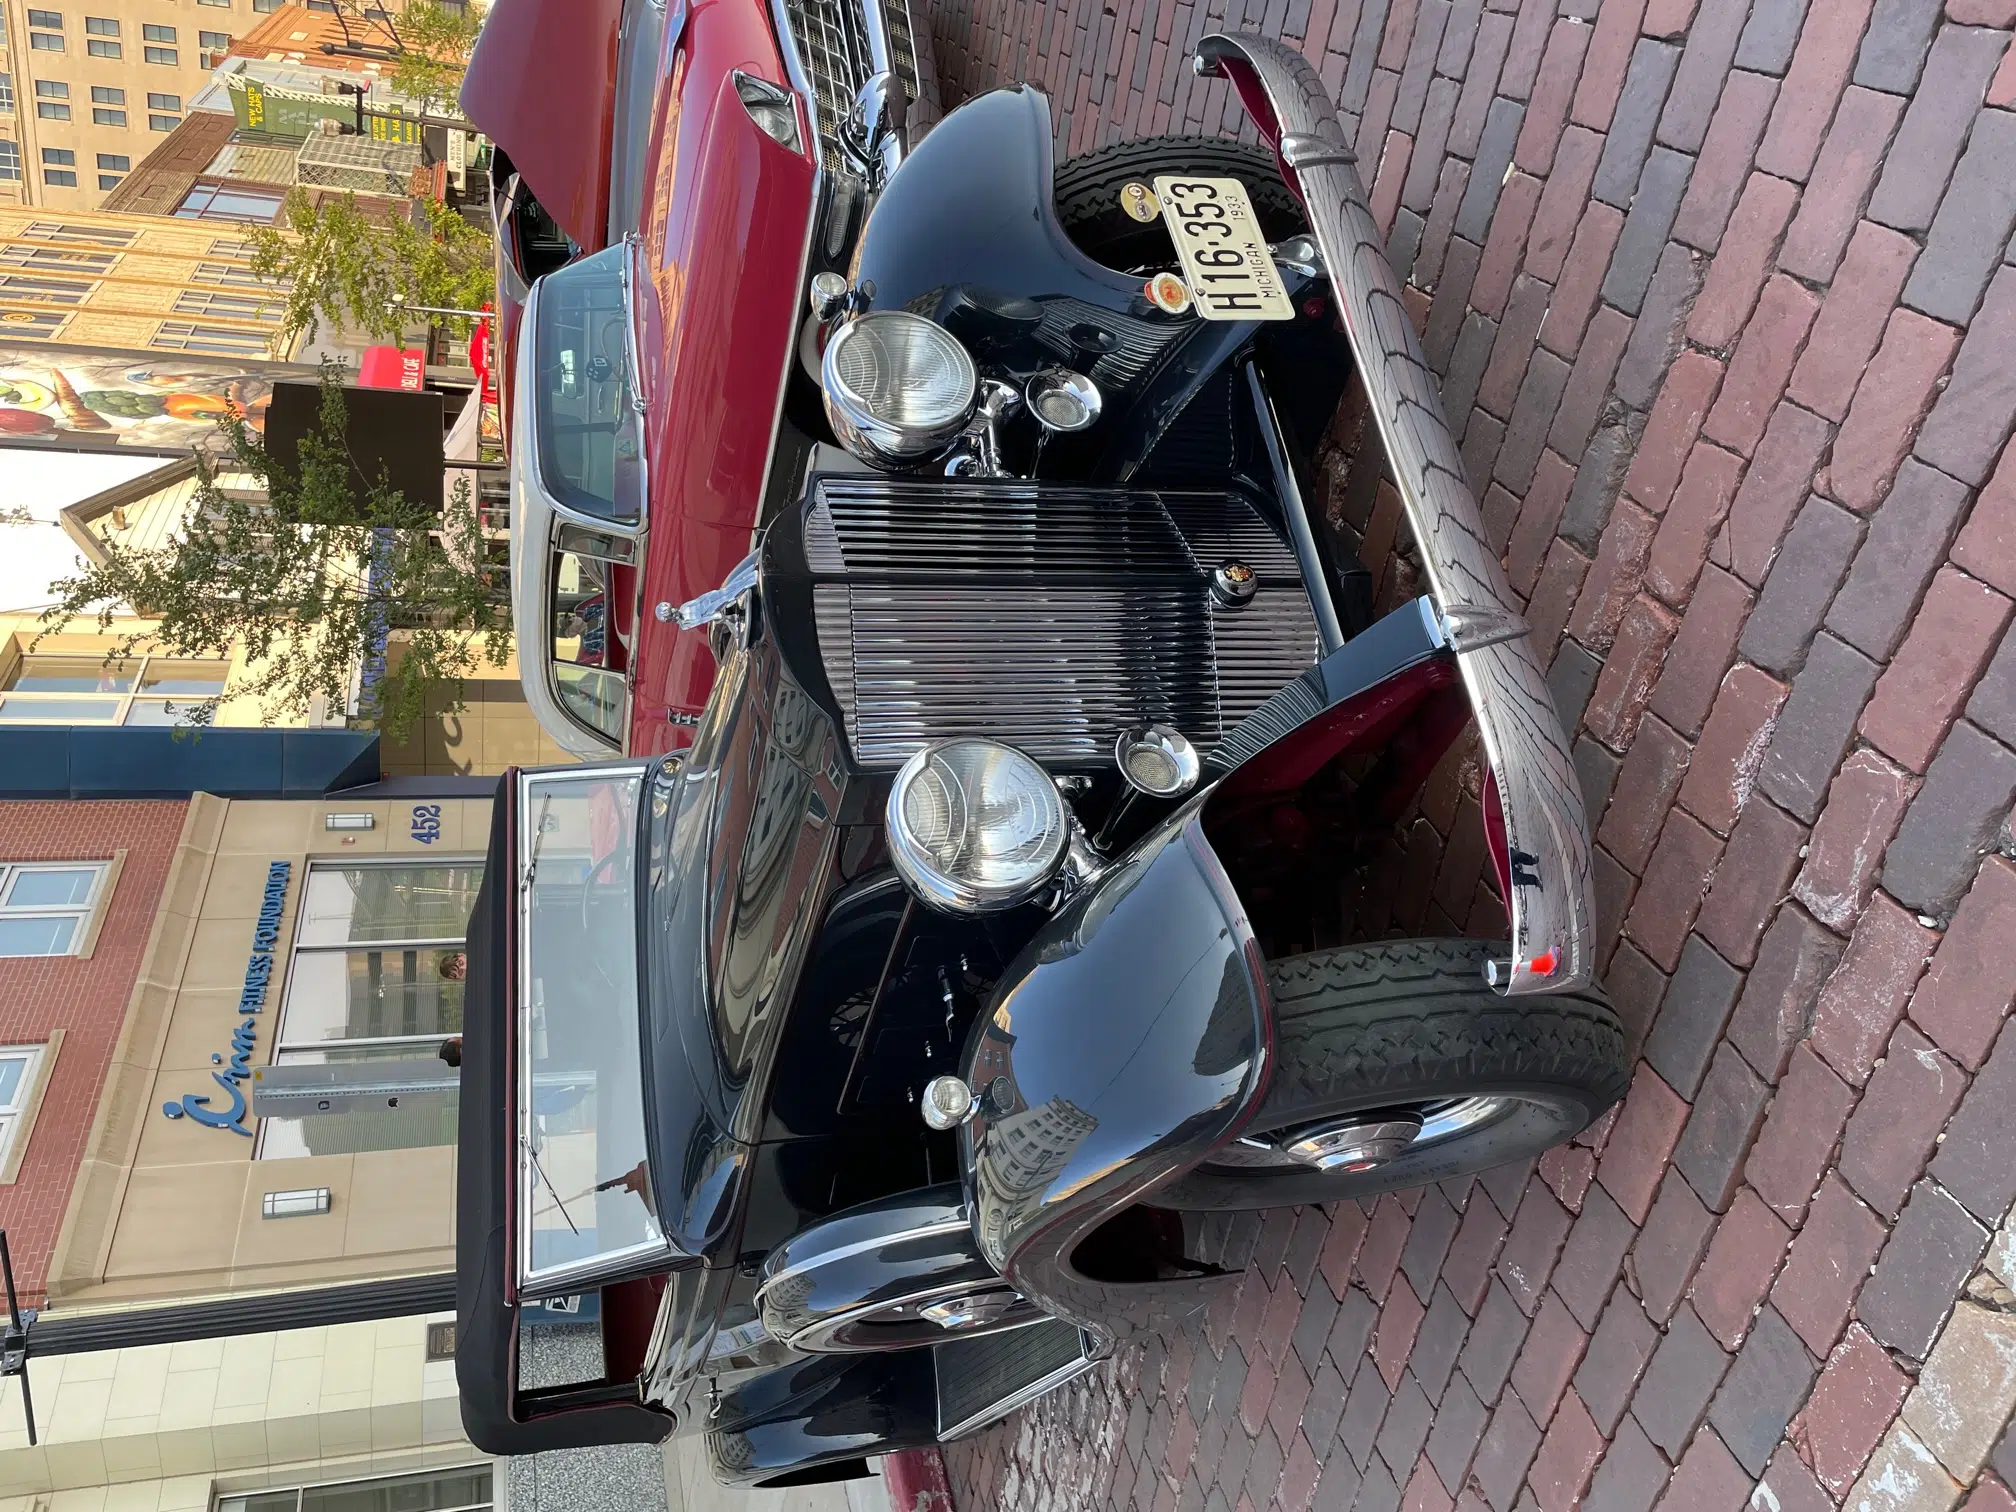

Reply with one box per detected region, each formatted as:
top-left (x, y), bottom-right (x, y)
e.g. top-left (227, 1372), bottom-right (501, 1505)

top-left (533, 244), bottom-right (644, 526)
top-left (517, 766), bottom-right (668, 1288)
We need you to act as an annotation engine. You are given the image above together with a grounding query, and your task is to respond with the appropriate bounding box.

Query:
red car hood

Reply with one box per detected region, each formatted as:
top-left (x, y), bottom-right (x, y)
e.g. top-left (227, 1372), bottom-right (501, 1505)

top-left (461, 0), bottom-right (623, 251)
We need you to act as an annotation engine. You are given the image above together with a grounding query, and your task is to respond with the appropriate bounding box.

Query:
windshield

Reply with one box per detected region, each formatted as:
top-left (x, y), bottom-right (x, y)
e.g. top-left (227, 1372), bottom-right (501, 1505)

top-left (550, 548), bottom-right (626, 744)
top-left (534, 244), bottom-right (644, 525)
top-left (516, 766), bottom-right (667, 1289)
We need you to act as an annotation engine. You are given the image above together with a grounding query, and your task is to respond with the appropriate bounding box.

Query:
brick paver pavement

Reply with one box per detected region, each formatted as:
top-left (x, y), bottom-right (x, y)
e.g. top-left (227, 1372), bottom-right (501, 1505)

top-left (919, 0), bottom-right (2016, 1507)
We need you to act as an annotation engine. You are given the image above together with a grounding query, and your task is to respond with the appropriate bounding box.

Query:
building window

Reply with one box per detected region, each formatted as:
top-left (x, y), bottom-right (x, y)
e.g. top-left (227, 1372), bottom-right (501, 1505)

top-left (147, 93), bottom-right (182, 112)
top-left (87, 38), bottom-right (119, 57)
top-left (199, 0), bottom-right (233, 6)
top-left (0, 1046), bottom-right (49, 1163)
top-left (0, 245), bottom-right (117, 271)
top-left (173, 288), bottom-right (276, 320)
top-left (0, 76), bottom-right (12, 112)
top-left (0, 310), bottom-right (67, 337)
top-left (91, 85), bottom-right (123, 104)
top-left (200, 30), bottom-right (230, 49)
top-left (97, 174), bottom-right (123, 190)
top-left (253, 0), bottom-right (277, 11)
top-left (174, 181), bottom-right (282, 223)
top-left (0, 654), bottom-right (227, 725)
top-left (36, 102), bottom-right (70, 120)
top-left (151, 319), bottom-right (271, 355)
top-left (26, 10), bottom-right (64, 26)
top-left (193, 259), bottom-right (265, 288)
top-left (31, 34), bottom-right (64, 52)
top-left (84, 15), bottom-right (116, 33)
top-left (93, 107), bottom-right (126, 125)
top-left (0, 863), bottom-right (107, 957)
top-left (220, 1468), bottom-right (493, 1512)
top-left (41, 148), bottom-right (75, 166)
top-left (0, 274), bottom-right (93, 305)
top-left (96, 152), bottom-right (128, 171)
top-left (142, 22), bottom-right (175, 41)
top-left (21, 221), bottom-right (134, 247)
top-left (0, 144), bottom-right (19, 184)
top-left (35, 81), bottom-right (69, 98)
top-left (260, 861), bottom-right (484, 1158)
top-left (149, 114), bottom-right (178, 131)
top-left (144, 46), bottom-right (177, 65)
top-left (44, 170), bottom-right (77, 187)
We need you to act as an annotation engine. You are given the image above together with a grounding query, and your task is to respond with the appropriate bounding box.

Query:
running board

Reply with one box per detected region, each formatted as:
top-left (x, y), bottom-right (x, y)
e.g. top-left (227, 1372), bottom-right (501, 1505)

top-left (934, 1319), bottom-right (1096, 1440)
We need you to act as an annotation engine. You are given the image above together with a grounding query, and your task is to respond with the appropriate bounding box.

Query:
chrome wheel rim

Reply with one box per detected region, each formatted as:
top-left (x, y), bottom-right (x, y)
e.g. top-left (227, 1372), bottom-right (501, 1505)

top-left (1209, 1096), bottom-right (1515, 1173)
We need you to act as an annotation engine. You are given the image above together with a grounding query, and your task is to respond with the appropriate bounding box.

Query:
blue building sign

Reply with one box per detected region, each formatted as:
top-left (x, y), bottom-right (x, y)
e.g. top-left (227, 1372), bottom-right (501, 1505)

top-left (162, 861), bottom-right (292, 1136)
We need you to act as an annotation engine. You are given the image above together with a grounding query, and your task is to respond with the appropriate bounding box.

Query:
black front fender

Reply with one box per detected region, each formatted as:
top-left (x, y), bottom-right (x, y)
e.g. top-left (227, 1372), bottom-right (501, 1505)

top-left (957, 810), bottom-right (1269, 1341)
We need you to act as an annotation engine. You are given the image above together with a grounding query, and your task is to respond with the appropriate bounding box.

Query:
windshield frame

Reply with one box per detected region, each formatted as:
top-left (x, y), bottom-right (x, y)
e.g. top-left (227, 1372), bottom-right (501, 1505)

top-left (513, 759), bottom-right (673, 1296)
top-left (529, 240), bottom-right (649, 528)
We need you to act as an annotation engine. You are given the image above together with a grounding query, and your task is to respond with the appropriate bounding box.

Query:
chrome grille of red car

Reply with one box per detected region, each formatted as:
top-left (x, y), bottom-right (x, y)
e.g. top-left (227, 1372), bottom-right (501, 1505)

top-left (802, 479), bottom-right (1322, 769)
top-left (773, 0), bottom-right (923, 171)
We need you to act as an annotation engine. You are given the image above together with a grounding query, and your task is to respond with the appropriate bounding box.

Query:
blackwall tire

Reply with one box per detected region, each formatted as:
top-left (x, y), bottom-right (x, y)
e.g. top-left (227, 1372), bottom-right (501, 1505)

top-left (1157, 938), bottom-right (1631, 1210)
top-left (1052, 135), bottom-right (1307, 267)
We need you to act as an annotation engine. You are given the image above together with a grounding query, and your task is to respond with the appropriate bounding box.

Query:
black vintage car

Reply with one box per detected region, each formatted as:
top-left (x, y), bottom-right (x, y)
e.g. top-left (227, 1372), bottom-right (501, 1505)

top-left (456, 22), bottom-right (1630, 1489)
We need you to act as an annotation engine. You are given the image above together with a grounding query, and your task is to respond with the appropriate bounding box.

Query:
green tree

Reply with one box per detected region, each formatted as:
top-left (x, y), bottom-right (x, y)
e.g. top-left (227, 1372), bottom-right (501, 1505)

top-left (40, 369), bottom-right (512, 745)
top-left (323, 0), bottom-right (485, 124)
top-left (248, 188), bottom-right (494, 349)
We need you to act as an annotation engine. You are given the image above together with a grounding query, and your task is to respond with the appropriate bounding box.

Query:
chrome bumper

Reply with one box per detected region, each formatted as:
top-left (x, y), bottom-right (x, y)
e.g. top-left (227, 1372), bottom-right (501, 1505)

top-left (1198, 32), bottom-right (1597, 996)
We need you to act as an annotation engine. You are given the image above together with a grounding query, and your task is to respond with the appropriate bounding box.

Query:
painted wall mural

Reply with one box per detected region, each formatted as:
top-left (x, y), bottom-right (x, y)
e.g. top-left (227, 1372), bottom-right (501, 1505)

top-left (0, 343), bottom-right (319, 449)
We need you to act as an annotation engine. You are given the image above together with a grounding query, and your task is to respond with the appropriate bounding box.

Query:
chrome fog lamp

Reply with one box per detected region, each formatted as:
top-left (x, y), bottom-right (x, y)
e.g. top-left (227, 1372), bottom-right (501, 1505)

top-left (1115, 725), bottom-right (1201, 798)
top-left (735, 72), bottom-right (803, 151)
top-left (887, 739), bottom-right (1069, 913)
top-left (1026, 368), bottom-right (1103, 432)
top-left (823, 312), bottom-right (980, 467)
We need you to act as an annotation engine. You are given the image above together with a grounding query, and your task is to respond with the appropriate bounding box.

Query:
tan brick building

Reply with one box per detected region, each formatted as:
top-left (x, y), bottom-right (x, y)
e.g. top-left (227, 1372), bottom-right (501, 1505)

top-left (0, 0), bottom-right (271, 211)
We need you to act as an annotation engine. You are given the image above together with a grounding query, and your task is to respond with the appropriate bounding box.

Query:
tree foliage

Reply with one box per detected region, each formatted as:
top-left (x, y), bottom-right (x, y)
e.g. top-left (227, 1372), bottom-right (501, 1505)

top-left (248, 188), bottom-right (494, 349)
top-left (324, 0), bottom-right (485, 122)
top-left (41, 369), bottom-right (512, 744)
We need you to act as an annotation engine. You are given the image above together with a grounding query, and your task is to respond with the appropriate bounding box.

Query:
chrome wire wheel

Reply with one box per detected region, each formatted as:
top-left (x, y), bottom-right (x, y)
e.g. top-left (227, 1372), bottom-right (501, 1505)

top-left (1206, 1097), bottom-right (1514, 1174)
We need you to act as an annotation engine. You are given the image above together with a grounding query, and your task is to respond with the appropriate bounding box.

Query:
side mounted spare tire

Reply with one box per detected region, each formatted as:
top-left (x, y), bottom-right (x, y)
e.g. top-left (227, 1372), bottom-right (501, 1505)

top-left (1052, 135), bottom-right (1307, 267)
top-left (1157, 938), bottom-right (1631, 1210)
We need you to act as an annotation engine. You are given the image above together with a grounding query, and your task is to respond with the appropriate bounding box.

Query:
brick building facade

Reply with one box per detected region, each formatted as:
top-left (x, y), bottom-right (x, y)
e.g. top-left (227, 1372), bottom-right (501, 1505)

top-left (0, 798), bottom-right (185, 1306)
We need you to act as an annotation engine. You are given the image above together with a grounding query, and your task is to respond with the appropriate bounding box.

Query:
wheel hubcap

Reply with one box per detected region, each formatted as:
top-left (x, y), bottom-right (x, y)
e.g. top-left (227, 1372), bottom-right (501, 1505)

top-left (917, 1289), bottom-right (1025, 1331)
top-left (1215, 1096), bottom-right (1514, 1173)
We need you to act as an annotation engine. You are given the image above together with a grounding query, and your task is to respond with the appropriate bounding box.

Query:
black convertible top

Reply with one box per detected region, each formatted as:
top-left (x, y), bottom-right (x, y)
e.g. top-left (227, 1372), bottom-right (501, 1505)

top-left (455, 781), bottom-right (672, 1454)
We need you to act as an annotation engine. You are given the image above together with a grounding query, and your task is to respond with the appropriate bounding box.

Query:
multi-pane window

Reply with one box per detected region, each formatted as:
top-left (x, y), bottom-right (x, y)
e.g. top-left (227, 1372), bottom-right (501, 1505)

top-left (0, 862), bottom-right (107, 957)
top-left (149, 114), bottom-right (178, 131)
top-left (84, 16), bottom-right (116, 33)
top-left (200, 30), bottom-right (230, 48)
top-left (148, 93), bottom-right (182, 112)
top-left (41, 148), bottom-right (74, 165)
top-left (253, 0), bottom-right (277, 11)
top-left (36, 102), bottom-right (69, 120)
top-left (193, 259), bottom-right (265, 288)
top-left (0, 655), bottom-right (227, 725)
top-left (0, 75), bottom-right (12, 112)
top-left (0, 274), bottom-right (93, 304)
top-left (174, 182), bottom-right (281, 222)
top-left (87, 38), bottom-right (119, 57)
top-left (98, 174), bottom-right (122, 190)
top-left (219, 1467), bottom-right (493, 1512)
top-left (26, 10), bottom-right (64, 26)
top-left (92, 85), bottom-right (123, 103)
top-left (144, 46), bottom-right (176, 65)
top-left (142, 23), bottom-right (175, 41)
top-left (152, 320), bottom-right (271, 355)
top-left (30, 34), bottom-right (64, 52)
top-left (199, 0), bottom-right (232, 6)
top-left (43, 170), bottom-right (77, 186)
top-left (21, 220), bottom-right (134, 247)
top-left (0, 1047), bottom-right (48, 1163)
top-left (0, 245), bottom-right (117, 272)
top-left (0, 310), bottom-right (66, 336)
top-left (173, 288), bottom-right (276, 320)
top-left (35, 81), bottom-right (68, 98)
top-left (0, 143), bottom-right (19, 183)
top-left (96, 153), bottom-right (128, 172)
top-left (260, 862), bottom-right (484, 1158)
top-left (93, 107), bottom-right (125, 125)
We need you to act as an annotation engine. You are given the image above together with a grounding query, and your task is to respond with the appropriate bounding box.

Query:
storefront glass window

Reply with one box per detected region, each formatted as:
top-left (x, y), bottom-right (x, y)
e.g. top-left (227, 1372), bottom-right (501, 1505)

top-left (260, 860), bottom-right (481, 1159)
top-left (219, 1465), bottom-right (492, 1512)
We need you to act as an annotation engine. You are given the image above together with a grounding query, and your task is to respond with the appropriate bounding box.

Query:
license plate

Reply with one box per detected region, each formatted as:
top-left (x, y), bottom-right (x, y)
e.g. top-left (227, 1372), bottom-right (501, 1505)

top-left (1153, 175), bottom-right (1296, 322)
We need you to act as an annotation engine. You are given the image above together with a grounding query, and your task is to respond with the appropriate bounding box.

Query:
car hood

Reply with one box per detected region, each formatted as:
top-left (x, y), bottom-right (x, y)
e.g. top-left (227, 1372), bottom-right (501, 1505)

top-left (461, 0), bottom-right (626, 250)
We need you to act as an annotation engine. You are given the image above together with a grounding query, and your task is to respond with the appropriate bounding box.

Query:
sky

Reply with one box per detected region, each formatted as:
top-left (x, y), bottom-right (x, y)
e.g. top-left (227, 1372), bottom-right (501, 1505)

top-left (0, 446), bottom-right (167, 615)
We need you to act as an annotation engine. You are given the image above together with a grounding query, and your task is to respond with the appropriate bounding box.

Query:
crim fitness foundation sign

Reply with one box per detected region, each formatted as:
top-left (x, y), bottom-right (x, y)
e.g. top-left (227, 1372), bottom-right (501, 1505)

top-left (162, 861), bottom-right (292, 1137)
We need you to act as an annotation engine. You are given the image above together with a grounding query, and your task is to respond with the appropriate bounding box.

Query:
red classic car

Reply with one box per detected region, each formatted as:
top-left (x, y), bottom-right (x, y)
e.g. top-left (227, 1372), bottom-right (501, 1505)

top-left (457, 2), bottom-right (1624, 1491)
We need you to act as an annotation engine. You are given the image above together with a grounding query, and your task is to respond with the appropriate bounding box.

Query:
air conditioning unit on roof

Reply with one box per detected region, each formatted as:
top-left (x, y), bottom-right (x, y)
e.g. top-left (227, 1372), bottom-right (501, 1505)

top-left (295, 131), bottom-right (421, 194)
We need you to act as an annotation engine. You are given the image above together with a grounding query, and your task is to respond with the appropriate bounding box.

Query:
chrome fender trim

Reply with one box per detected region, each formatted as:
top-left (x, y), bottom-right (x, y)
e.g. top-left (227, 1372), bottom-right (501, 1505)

top-left (1196, 31), bottom-right (1597, 995)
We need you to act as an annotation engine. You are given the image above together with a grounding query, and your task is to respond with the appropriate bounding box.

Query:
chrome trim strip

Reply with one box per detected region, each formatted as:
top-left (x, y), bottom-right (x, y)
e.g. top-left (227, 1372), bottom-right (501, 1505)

top-left (1197, 32), bottom-right (1596, 996)
top-left (768, 0), bottom-right (829, 171)
top-left (935, 1330), bottom-right (1098, 1441)
top-left (1246, 361), bottom-right (1345, 654)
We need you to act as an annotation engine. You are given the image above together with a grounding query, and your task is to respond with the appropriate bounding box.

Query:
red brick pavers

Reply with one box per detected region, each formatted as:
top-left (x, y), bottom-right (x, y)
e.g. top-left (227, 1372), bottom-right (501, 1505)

top-left (924, 1), bottom-right (2016, 1508)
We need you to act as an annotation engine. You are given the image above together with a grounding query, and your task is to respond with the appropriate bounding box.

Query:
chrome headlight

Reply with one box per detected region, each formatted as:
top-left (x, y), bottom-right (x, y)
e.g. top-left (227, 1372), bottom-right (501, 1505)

top-left (886, 739), bottom-right (1068, 914)
top-left (822, 312), bottom-right (979, 466)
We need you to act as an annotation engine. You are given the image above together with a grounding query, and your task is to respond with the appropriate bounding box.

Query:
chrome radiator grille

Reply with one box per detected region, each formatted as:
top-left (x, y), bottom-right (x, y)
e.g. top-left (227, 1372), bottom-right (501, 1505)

top-left (804, 480), bottom-right (1321, 769)
top-left (774, 0), bottom-right (922, 170)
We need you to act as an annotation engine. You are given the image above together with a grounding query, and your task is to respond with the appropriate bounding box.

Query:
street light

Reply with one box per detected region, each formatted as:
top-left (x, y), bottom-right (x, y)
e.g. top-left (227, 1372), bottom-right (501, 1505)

top-left (386, 296), bottom-right (490, 320)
